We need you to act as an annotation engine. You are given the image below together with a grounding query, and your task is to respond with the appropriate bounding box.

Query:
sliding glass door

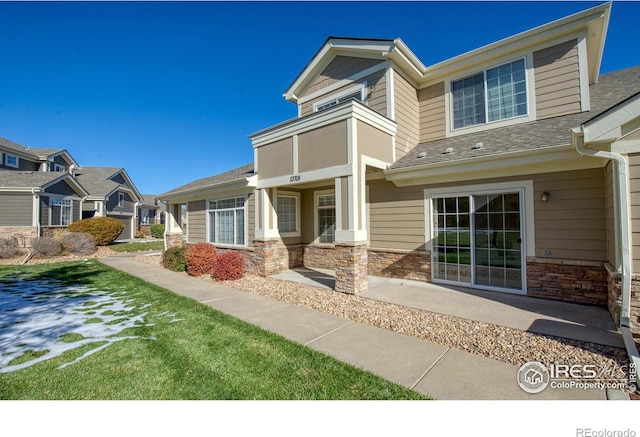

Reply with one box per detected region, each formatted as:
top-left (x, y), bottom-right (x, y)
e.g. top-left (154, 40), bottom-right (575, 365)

top-left (432, 191), bottom-right (524, 292)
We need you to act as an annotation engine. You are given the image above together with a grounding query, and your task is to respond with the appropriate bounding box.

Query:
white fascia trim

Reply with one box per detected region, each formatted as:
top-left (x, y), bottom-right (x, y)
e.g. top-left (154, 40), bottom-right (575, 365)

top-left (611, 138), bottom-right (640, 155)
top-left (385, 144), bottom-right (603, 186)
top-left (160, 179), bottom-right (253, 203)
top-left (361, 155), bottom-right (392, 171)
top-left (386, 67), bottom-right (395, 120)
top-left (285, 40), bottom-right (397, 102)
top-left (0, 187), bottom-right (41, 193)
top-left (577, 34), bottom-right (591, 111)
top-left (424, 179), bottom-right (535, 257)
top-left (298, 62), bottom-right (387, 105)
top-left (252, 101), bottom-right (395, 148)
top-left (335, 229), bottom-right (368, 243)
top-left (422, 3), bottom-right (609, 83)
top-left (257, 163), bottom-right (352, 189)
top-left (583, 95), bottom-right (640, 143)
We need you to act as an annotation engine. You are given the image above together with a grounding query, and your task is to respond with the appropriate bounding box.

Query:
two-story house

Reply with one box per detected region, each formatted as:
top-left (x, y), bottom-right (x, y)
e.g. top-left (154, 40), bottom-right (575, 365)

top-left (160, 4), bottom-right (640, 336)
top-left (0, 137), bottom-right (143, 243)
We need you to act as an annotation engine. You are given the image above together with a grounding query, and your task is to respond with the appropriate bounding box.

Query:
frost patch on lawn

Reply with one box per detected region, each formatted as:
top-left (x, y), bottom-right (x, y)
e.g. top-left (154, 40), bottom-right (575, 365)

top-left (0, 278), bottom-right (165, 373)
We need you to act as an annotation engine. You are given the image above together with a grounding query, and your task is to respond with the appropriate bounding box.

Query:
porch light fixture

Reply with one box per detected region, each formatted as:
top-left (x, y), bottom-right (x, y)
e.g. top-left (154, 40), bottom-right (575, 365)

top-left (541, 191), bottom-right (549, 202)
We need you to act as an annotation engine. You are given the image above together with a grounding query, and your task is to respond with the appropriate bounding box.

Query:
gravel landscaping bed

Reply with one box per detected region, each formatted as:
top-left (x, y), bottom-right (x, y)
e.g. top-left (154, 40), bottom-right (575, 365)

top-left (134, 253), bottom-right (633, 385)
top-left (0, 246), bottom-right (116, 266)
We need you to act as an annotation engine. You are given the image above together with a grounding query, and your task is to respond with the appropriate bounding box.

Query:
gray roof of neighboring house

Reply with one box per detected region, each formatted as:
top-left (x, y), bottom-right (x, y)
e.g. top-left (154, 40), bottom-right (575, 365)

top-left (0, 136), bottom-right (64, 159)
top-left (0, 169), bottom-right (66, 188)
top-left (161, 163), bottom-right (255, 197)
top-left (139, 194), bottom-right (159, 208)
top-left (389, 65), bottom-right (640, 171)
top-left (73, 167), bottom-right (125, 197)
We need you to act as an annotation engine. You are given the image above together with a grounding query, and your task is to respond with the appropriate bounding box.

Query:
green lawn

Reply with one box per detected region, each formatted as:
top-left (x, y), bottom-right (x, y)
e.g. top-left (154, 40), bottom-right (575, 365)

top-left (109, 240), bottom-right (164, 252)
top-left (0, 261), bottom-right (426, 400)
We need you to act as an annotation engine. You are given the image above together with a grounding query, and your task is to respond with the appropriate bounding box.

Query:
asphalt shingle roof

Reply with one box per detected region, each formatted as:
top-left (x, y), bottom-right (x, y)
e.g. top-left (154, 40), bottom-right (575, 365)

top-left (0, 137), bottom-right (63, 159)
top-left (0, 169), bottom-right (69, 189)
top-left (389, 65), bottom-right (640, 171)
top-left (73, 167), bottom-right (123, 197)
top-left (161, 163), bottom-right (255, 197)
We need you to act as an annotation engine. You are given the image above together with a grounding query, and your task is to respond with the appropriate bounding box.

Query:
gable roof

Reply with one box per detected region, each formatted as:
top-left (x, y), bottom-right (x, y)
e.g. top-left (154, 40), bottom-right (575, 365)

top-left (74, 166), bottom-right (142, 201)
top-left (160, 163), bottom-right (255, 199)
top-left (387, 65), bottom-right (640, 172)
top-left (0, 136), bottom-right (79, 167)
top-left (0, 169), bottom-right (88, 196)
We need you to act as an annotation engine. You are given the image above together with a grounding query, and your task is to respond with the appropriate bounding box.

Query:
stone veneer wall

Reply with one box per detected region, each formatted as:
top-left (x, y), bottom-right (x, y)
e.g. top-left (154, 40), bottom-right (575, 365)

top-left (334, 242), bottom-right (368, 294)
top-left (526, 258), bottom-right (608, 306)
top-left (253, 239), bottom-right (303, 276)
top-left (304, 245), bottom-right (337, 270)
top-left (368, 248), bottom-right (431, 282)
top-left (606, 264), bottom-right (640, 336)
top-left (164, 233), bottom-right (184, 249)
top-left (216, 246), bottom-right (259, 275)
top-left (0, 226), bottom-right (38, 248)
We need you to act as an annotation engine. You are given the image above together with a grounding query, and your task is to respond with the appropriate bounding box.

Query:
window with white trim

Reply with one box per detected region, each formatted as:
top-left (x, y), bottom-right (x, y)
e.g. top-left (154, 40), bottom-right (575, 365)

top-left (208, 196), bottom-right (246, 246)
top-left (313, 84), bottom-right (366, 112)
top-left (51, 198), bottom-right (72, 226)
top-left (53, 163), bottom-right (66, 172)
top-left (4, 154), bottom-right (18, 168)
top-left (317, 193), bottom-right (336, 244)
top-left (118, 193), bottom-right (125, 208)
top-left (277, 193), bottom-right (300, 235)
top-left (452, 58), bottom-right (527, 130)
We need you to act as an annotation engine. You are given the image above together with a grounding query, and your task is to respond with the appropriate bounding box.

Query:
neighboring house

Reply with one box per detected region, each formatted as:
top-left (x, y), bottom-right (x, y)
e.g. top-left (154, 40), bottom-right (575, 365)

top-left (74, 167), bottom-right (143, 240)
top-left (0, 137), bottom-right (87, 245)
top-left (160, 4), bottom-right (639, 334)
top-left (138, 194), bottom-right (166, 229)
top-left (0, 137), bottom-right (144, 243)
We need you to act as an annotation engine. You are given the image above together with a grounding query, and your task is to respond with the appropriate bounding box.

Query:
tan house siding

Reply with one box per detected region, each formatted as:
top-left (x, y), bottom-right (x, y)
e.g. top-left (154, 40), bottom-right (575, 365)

top-left (256, 138), bottom-right (293, 179)
top-left (629, 153), bottom-right (640, 273)
top-left (367, 179), bottom-right (425, 251)
top-left (533, 39), bottom-right (581, 119)
top-left (534, 168), bottom-right (606, 261)
top-left (0, 193), bottom-right (32, 226)
top-left (418, 82), bottom-right (446, 142)
top-left (187, 199), bottom-right (206, 243)
top-left (298, 121), bottom-right (348, 172)
top-left (393, 69), bottom-right (420, 160)
top-left (357, 120), bottom-right (394, 163)
top-left (605, 161), bottom-right (616, 267)
top-left (300, 68), bottom-right (386, 117)
top-left (303, 56), bottom-right (383, 98)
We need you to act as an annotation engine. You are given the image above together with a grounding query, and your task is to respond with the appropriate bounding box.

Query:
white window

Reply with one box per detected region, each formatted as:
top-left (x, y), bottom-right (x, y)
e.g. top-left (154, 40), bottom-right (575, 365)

top-left (277, 192), bottom-right (300, 236)
top-left (316, 193), bottom-right (336, 244)
top-left (53, 163), bottom-right (66, 172)
top-left (118, 193), bottom-right (125, 208)
top-left (51, 198), bottom-right (72, 226)
top-left (452, 59), bottom-right (527, 130)
top-left (5, 154), bottom-right (18, 168)
top-left (208, 196), bottom-right (246, 246)
top-left (313, 83), bottom-right (366, 112)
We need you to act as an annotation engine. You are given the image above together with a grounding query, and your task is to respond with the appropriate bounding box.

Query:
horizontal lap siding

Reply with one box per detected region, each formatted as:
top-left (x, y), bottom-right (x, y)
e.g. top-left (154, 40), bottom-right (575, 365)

top-left (303, 56), bottom-right (383, 98)
top-left (368, 179), bottom-right (425, 251)
top-left (418, 82), bottom-right (446, 143)
top-left (534, 168), bottom-right (606, 261)
top-left (187, 199), bottom-right (206, 243)
top-left (0, 194), bottom-right (32, 226)
top-left (393, 70), bottom-right (419, 160)
top-left (533, 39), bottom-right (581, 119)
top-left (629, 153), bottom-right (640, 273)
top-left (106, 191), bottom-right (135, 214)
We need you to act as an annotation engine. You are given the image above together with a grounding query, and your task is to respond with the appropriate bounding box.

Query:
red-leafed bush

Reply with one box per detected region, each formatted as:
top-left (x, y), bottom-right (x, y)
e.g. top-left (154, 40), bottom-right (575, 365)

top-left (184, 243), bottom-right (217, 276)
top-left (214, 251), bottom-right (245, 281)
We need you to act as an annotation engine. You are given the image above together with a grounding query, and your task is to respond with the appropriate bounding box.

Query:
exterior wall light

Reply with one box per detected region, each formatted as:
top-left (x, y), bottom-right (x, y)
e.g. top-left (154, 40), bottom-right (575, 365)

top-left (541, 191), bottom-right (549, 202)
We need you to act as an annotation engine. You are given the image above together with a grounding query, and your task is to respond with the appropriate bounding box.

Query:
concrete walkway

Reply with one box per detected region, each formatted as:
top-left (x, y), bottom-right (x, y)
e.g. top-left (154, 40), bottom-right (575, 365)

top-left (100, 255), bottom-right (617, 400)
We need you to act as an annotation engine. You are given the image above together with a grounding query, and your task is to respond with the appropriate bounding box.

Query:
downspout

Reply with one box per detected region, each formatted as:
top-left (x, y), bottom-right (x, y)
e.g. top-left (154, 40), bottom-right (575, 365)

top-left (31, 188), bottom-right (41, 240)
top-left (572, 129), bottom-right (640, 382)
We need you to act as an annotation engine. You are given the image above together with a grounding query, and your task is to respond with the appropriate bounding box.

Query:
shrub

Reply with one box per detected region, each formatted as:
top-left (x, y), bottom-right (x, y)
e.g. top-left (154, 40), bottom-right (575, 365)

top-left (31, 237), bottom-right (62, 257)
top-left (162, 246), bottom-right (186, 272)
top-left (184, 243), bottom-right (217, 276)
top-left (0, 238), bottom-right (21, 259)
top-left (214, 251), bottom-right (245, 281)
top-left (68, 217), bottom-right (125, 246)
top-left (135, 231), bottom-right (145, 239)
top-left (150, 224), bottom-right (165, 239)
top-left (60, 232), bottom-right (97, 255)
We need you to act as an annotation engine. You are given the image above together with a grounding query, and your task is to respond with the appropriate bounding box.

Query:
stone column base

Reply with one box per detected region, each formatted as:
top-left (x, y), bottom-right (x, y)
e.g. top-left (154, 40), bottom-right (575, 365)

top-left (254, 238), bottom-right (287, 277)
top-left (334, 241), bottom-right (368, 294)
top-left (165, 233), bottom-right (184, 249)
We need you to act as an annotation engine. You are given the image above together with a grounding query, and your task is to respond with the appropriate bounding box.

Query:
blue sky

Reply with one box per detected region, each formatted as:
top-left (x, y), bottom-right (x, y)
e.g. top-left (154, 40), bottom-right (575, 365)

top-left (1, 1), bottom-right (638, 195)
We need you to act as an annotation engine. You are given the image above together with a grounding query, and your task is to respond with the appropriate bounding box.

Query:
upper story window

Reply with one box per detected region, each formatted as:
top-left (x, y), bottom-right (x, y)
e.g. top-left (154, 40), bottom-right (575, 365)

top-left (313, 83), bottom-right (366, 113)
top-left (53, 163), bottom-right (66, 172)
top-left (452, 59), bottom-right (527, 130)
top-left (4, 154), bottom-right (18, 168)
top-left (118, 193), bottom-right (125, 208)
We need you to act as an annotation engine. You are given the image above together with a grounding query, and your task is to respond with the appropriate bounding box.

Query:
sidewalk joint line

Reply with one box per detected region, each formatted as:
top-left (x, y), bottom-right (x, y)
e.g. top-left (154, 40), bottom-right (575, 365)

top-left (411, 347), bottom-right (451, 390)
top-left (304, 320), bottom-right (354, 346)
